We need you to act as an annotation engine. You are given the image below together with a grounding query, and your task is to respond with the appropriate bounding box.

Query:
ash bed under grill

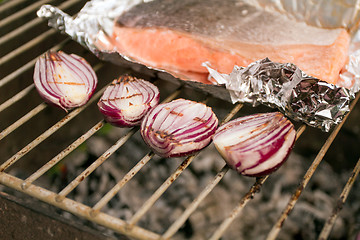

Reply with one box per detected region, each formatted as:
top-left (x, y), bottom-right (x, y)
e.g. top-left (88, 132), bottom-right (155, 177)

top-left (0, 1), bottom-right (360, 240)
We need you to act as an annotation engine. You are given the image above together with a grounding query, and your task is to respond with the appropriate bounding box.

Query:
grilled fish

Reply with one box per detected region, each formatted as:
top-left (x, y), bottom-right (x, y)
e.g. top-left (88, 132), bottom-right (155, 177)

top-left (99, 0), bottom-right (350, 85)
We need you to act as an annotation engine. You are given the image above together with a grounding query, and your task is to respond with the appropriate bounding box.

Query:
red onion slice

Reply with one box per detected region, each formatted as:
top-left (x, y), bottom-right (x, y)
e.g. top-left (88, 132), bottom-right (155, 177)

top-left (140, 99), bottom-right (219, 158)
top-left (33, 51), bottom-right (98, 110)
top-left (97, 75), bottom-right (160, 127)
top-left (213, 112), bottom-right (296, 177)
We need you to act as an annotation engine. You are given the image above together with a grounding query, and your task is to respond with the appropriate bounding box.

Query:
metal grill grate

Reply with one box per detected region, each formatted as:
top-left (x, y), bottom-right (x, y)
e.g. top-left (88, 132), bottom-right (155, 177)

top-left (1, 1), bottom-right (359, 239)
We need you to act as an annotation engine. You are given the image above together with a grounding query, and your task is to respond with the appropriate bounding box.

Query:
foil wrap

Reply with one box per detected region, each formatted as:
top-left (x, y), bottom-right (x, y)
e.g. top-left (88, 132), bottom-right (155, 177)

top-left (37, 0), bottom-right (144, 51)
top-left (204, 59), bottom-right (353, 132)
top-left (243, 0), bottom-right (360, 31)
top-left (37, 0), bottom-right (360, 132)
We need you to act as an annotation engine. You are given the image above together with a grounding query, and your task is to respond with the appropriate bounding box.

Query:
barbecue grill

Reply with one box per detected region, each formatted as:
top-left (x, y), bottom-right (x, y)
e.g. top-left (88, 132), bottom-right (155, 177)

top-left (1, 1), bottom-right (360, 239)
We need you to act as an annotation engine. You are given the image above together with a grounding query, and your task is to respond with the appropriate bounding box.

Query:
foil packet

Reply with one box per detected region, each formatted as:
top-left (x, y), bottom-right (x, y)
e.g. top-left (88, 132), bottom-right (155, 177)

top-left (204, 59), bottom-right (353, 132)
top-left (37, 0), bottom-right (360, 131)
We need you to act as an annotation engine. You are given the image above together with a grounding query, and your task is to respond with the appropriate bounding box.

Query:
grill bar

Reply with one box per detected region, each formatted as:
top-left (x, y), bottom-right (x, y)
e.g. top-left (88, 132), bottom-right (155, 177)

top-left (0, 84), bottom-right (35, 113)
top-left (0, 16), bottom-right (42, 46)
top-left (209, 124), bottom-right (307, 240)
top-left (0, 28), bottom-right (56, 65)
top-left (0, 103), bottom-right (47, 141)
top-left (1, 1), bottom-right (359, 239)
top-left (0, 172), bottom-right (162, 240)
top-left (0, 0), bottom-right (82, 47)
top-left (89, 86), bottom-right (184, 214)
top-left (56, 85), bottom-right (182, 201)
top-left (163, 164), bottom-right (229, 239)
top-left (210, 176), bottom-right (269, 240)
top-left (55, 127), bottom-right (138, 201)
top-left (318, 157), bottom-right (360, 240)
top-left (91, 151), bottom-right (156, 215)
top-left (266, 92), bottom-right (360, 240)
top-left (0, 0), bottom-right (53, 29)
top-left (21, 120), bottom-right (105, 190)
top-left (0, 0), bottom-right (28, 15)
top-left (55, 85), bottom-right (182, 202)
top-left (161, 103), bottom-right (244, 238)
top-left (128, 101), bottom-right (244, 227)
top-left (0, 39), bottom-right (68, 88)
top-left (128, 151), bottom-right (196, 226)
top-left (219, 102), bottom-right (244, 125)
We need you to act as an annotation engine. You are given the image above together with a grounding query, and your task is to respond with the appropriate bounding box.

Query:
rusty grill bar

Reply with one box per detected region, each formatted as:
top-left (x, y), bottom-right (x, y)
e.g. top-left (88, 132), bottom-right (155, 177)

top-left (0, 1), bottom-right (359, 239)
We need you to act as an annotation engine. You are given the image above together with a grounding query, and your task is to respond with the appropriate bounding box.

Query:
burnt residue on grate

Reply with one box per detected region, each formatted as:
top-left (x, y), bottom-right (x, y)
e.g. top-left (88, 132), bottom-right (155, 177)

top-left (6, 128), bottom-right (356, 240)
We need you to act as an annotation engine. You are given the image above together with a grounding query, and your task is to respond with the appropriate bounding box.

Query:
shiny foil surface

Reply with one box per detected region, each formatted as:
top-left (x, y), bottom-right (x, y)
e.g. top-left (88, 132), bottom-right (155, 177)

top-left (205, 58), bottom-right (354, 132)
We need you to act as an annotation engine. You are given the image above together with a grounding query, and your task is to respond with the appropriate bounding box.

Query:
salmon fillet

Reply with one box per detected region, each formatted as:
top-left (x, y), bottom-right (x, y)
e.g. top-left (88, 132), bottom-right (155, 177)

top-left (100, 0), bottom-right (350, 85)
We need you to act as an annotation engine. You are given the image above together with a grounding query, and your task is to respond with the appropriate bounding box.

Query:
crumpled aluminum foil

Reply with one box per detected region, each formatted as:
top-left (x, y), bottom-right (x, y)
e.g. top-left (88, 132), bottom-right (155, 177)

top-left (37, 0), bottom-right (145, 51)
top-left (37, 0), bottom-right (360, 132)
top-left (204, 59), bottom-right (354, 132)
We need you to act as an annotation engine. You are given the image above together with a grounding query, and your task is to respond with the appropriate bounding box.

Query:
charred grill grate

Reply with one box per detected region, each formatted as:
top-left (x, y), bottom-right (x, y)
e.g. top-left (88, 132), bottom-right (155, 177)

top-left (0, 1), bottom-right (359, 239)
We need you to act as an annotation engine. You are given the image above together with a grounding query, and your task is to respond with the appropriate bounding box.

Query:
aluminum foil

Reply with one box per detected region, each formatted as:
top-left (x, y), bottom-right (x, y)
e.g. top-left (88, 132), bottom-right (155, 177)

top-left (37, 0), bottom-right (145, 51)
top-left (37, 0), bottom-right (360, 131)
top-left (204, 59), bottom-right (353, 132)
top-left (243, 0), bottom-right (360, 32)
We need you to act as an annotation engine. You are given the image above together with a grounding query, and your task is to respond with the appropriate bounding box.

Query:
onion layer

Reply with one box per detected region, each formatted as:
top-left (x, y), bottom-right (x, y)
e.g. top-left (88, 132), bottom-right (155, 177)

top-left (140, 99), bottom-right (219, 158)
top-left (213, 112), bottom-right (296, 177)
top-left (98, 75), bottom-right (160, 127)
top-left (33, 51), bottom-right (97, 110)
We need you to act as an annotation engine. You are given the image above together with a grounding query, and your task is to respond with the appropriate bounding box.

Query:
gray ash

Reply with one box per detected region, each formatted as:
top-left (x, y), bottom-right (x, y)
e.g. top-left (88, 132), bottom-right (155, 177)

top-left (4, 125), bottom-right (355, 240)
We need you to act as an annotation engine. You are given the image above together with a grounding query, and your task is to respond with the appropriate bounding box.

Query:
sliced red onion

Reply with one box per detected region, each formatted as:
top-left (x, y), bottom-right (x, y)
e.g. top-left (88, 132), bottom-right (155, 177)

top-left (140, 99), bottom-right (219, 158)
top-left (97, 75), bottom-right (160, 127)
top-left (33, 51), bottom-right (97, 110)
top-left (213, 112), bottom-right (296, 177)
